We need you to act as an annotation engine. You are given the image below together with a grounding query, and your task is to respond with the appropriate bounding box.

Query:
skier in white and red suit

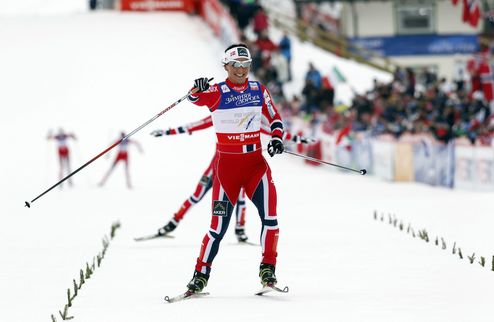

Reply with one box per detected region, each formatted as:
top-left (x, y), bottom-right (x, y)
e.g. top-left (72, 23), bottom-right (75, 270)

top-left (150, 116), bottom-right (314, 244)
top-left (151, 116), bottom-right (250, 242)
top-left (99, 132), bottom-right (143, 189)
top-left (183, 44), bottom-right (285, 293)
top-left (47, 128), bottom-right (76, 186)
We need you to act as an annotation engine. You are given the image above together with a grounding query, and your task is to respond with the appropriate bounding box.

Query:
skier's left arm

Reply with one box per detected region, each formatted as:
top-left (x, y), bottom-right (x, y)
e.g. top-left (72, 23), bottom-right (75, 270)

top-left (261, 85), bottom-right (284, 157)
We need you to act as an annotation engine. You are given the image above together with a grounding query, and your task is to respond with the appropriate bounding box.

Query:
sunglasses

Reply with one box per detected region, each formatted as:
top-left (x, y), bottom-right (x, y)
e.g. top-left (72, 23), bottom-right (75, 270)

top-left (228, 60), bottom-right (252, 68)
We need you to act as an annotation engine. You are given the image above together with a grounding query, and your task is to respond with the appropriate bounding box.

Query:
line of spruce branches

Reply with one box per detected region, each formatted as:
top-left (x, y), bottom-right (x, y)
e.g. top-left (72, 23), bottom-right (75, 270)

top-left (373, 210), bottom-right (491, 272)
top-left (52, 221), bottom-right (121, 321)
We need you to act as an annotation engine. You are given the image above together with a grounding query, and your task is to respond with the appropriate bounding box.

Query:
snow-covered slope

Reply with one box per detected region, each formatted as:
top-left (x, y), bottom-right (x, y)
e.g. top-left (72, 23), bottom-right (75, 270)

top-left (1, 9), bottom-right (493, 322)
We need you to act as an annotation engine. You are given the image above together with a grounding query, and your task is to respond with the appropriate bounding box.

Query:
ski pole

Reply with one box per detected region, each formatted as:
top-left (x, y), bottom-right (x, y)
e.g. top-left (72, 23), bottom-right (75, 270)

top-left (283, 150), bottom-right (367, 175)
top-left (25, 80), bottom-right (212, 208)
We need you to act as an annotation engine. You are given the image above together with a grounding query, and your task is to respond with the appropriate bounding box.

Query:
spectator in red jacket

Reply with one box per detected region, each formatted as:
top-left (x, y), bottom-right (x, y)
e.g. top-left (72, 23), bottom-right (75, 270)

top-left (253, 6), bottom-right (269, 36)
top-left (255, 30), bottom-right (278, 66)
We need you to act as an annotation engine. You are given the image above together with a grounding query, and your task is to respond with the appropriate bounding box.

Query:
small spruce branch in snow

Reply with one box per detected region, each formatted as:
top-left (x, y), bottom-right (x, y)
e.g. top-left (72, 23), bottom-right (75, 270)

top-left (59, 304), bottom-right (73, 320)
top-left (85, 262), bottom-right (93, 279)
top-left (492, 256), bottom-right (494, 271)
top-left (92, 257), bottom-right (96, 271)
top-left (441, 238), bottom-right (447, 250)
top-left (111, 221), bottom-right (121, 239)
top-left (72, 279), bottom-right (78, 297)
top-left (435, 236), bottom-right (439, 246)
top-left (373, 210), bottom-right (377, 220)
top-left (458, 248), bottom-right (463, 259)
top-left (480, 256), bottom-right (485, 267)
top-left (452, 242), bottom-right (457, 254)
top-left (418, 229), bottom-right (429, 243)
top-left (51, 314), bottom-right (57, 322)
top-left (79, 269), bottom-right (85, 286)
top-left (468, 253), bottom-right (476, 264)
top-left (399, 221), bottom-right (404, 231)
top-left (67, 289), bottom-right (72, 307)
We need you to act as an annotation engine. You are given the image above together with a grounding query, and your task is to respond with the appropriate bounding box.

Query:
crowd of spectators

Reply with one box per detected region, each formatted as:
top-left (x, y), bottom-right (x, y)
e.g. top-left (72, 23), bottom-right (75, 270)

top-left (220, 0), bottom-right (494, 147)
top-left (351, 67), bottom-right (493, 145)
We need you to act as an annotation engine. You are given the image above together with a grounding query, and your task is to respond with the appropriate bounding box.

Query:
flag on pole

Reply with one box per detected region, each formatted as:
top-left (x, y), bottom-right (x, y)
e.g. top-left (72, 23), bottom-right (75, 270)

top-left (468, 0), bottom-right (481, 27)
top-left (462, 0), bottom-right (481, 27)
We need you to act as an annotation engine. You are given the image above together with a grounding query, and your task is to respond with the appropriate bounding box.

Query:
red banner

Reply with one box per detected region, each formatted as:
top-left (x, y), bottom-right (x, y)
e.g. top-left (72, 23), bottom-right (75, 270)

top-left (120, 0), bottom-right (193, 12)
top-left (200, 0), bottom-right (239, 44)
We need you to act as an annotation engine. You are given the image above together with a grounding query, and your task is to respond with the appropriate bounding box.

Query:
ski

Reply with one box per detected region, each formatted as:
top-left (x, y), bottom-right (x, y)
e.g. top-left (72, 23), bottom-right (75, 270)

top-left (134, 233), bottom-right (174, 242)
top-left (164, 290), bottom-right (210, 303)
top-left (255, 284), bottom-right (289, 296)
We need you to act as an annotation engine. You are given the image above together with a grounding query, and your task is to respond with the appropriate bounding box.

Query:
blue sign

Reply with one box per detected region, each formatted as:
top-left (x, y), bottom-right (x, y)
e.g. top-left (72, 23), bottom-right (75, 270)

top-left (351, 34), bottom-right (479, 56)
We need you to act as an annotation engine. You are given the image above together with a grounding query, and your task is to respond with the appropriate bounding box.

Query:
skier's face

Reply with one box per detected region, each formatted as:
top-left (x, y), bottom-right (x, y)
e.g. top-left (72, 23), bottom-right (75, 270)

top-left (224, 58), bottom-right (251, 84)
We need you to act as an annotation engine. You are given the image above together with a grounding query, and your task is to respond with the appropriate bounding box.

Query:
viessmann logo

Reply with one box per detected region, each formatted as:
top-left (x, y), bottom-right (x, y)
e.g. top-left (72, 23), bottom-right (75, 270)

top-left (225, 93), bottom-right (261, 107)
top-left (226, 132), bottom-right (260, 142)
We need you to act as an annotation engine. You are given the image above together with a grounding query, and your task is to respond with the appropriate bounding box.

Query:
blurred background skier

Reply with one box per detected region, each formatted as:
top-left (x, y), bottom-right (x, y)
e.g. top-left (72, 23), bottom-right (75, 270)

top-left (47, 127), bottom-right (77, 187)
top-left (98, 131), bottom-right (143, 189)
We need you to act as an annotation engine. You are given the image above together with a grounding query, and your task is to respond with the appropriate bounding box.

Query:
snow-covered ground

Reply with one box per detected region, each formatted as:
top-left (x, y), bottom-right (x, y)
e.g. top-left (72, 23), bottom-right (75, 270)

top-left (1, 6), bottom-right (494, 322)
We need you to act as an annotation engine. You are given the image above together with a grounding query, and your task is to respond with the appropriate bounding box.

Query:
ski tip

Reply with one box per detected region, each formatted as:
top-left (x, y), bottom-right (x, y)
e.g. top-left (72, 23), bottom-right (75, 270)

top-left (255, 284), bottom-right (289, 296)
top-left (360, 169), bottom-right (367, 175)
top-left (24, 201), bottom-right (31, 208)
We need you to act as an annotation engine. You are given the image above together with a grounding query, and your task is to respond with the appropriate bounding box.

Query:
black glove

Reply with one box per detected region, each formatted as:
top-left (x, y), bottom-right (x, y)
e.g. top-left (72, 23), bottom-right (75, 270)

top-left (193, 77), bottom-right (210, 92)
top-left (267, 137), bottom-right (284, 157)
top-left (292, 135), bottom-right (316, 144)
top-left (150, 129), bottom-right (164, 137)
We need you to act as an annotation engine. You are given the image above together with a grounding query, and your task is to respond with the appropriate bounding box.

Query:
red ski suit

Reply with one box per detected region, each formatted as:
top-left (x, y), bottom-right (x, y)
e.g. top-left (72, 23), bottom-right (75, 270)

top-left (164, 115), bottom-right (300, 226)
top-left (188, 78), bottom-right (283, 275)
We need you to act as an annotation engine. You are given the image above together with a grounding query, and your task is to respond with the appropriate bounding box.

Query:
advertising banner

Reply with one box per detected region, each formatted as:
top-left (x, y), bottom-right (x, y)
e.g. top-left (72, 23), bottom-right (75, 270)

top-left (413, 139), bottom-right (436, 185)
top-left (394, 143), bottom-right (414, 181)
top-left (474, 147), bottom-right (494, 190)
top-left (352, 135), bottom-right (372, 174)
top-left (370, 140), bottom-right (394, 181)
top-left (434, 141), bottom-right (454, 188)
top-left (319, 132), bottom-right (337, 166)
top-left (454, 146), bottom-right (475, 190)
top-left (200, 0), bottom-right (238, 46)
top-left (351, 34), bottom-right (479, 56)
top-left (120, 0), bottom-right (192, 11)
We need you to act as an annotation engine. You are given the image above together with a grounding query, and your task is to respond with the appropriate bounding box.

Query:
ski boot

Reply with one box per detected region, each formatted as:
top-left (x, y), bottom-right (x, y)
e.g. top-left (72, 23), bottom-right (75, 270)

top-left (187, 271), bottom-right (209, 293)
top-left (259, 263), bottom-right (277, 286)
top-left (158, 218), bottom-right (178, 236)
top-left (235, 227), bottom-right (249, 242)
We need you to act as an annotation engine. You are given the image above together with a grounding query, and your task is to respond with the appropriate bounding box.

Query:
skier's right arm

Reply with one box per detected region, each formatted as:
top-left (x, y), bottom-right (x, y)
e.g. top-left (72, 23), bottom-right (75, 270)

top-left (150, 116), bottom-right (213, 137)
top-left (187, 78), bottom-right (221, 110)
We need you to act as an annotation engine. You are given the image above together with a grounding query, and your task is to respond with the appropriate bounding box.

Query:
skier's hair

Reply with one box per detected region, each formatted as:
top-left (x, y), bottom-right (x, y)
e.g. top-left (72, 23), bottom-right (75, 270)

top-left (224, 43), bottom-right (249, 52)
